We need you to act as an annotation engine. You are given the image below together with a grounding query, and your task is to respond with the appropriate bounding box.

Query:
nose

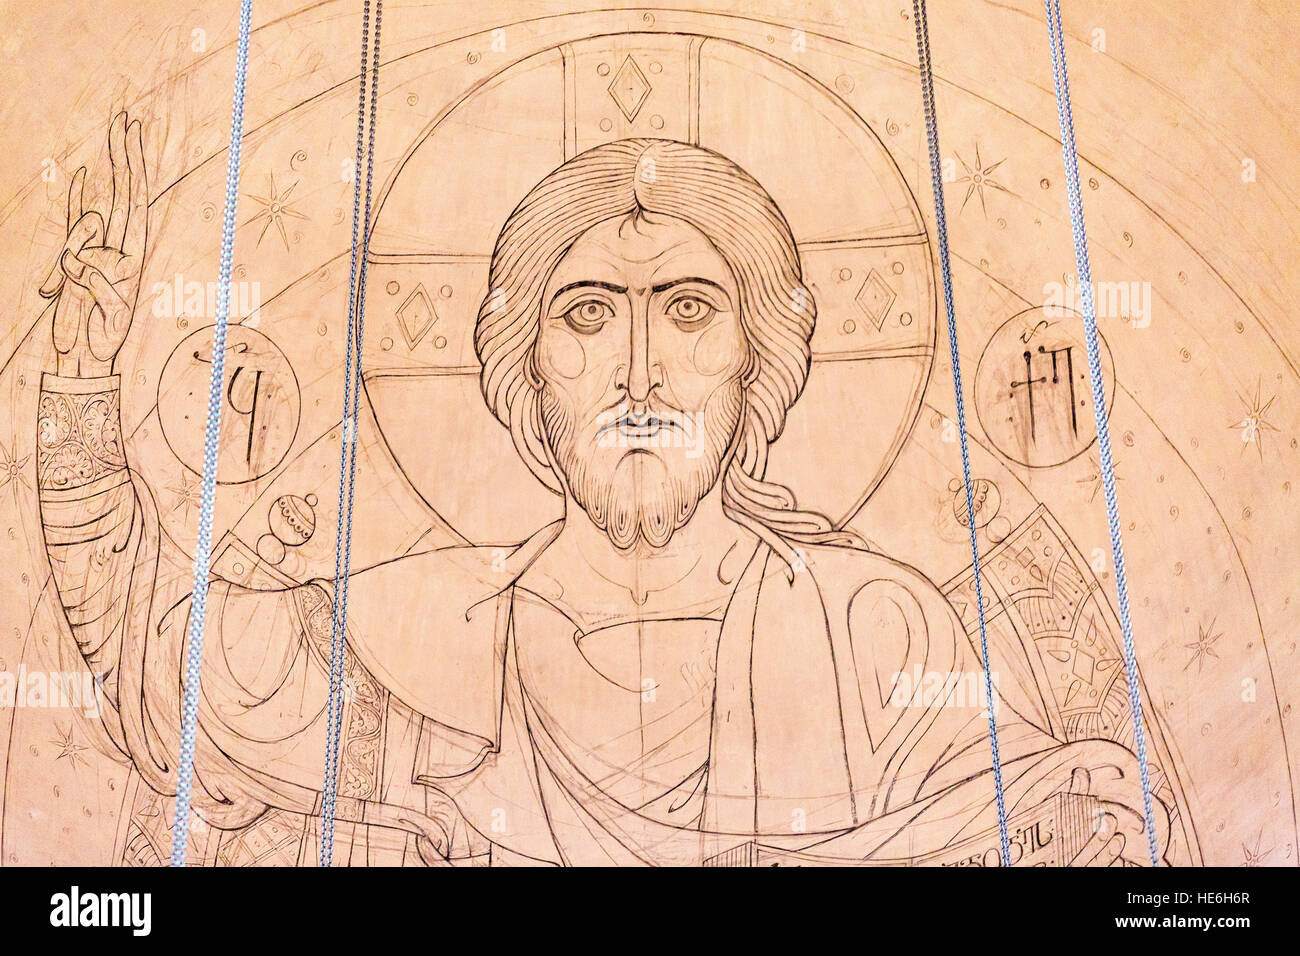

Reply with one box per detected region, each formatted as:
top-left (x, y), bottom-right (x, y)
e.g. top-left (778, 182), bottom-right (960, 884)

top-left (625, 297), bottom-right (663, 403)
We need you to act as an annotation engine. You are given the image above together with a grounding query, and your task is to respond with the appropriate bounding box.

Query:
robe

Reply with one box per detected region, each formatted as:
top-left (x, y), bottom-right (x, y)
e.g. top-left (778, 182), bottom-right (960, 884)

top-left (37, 372), bottom-right (1168, 865)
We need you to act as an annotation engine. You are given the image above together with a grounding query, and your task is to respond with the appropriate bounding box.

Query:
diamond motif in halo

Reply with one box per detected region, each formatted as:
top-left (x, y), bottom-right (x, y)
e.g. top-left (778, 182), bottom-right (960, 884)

top-left (396, 284), bottom-right (437, 350)
top-left (608, 56), bottom-right (652, 122)
top-left (854, 269), bottom-right (896, 332)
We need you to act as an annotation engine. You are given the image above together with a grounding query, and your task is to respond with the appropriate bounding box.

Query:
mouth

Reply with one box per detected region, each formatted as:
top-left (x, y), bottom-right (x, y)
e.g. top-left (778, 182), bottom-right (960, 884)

top-left (596, 413), bottom-right (685, 441)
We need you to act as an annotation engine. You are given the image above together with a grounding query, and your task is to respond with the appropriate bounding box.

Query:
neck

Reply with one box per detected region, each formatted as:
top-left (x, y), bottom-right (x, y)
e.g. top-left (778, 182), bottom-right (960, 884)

top-left (546, 485), bottom-right (758, 611)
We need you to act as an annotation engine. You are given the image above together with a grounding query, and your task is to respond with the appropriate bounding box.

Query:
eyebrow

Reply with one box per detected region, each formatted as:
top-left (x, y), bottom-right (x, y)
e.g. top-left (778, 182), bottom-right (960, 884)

top-left (650, 276), bottom-right (730, 295)
top-left (552, 280), bottom-right (628, 297)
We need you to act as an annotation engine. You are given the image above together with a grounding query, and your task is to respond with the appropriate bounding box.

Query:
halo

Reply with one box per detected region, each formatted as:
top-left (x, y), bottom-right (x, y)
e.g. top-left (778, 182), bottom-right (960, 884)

top-left (363, 32), bottom-right (935, 544)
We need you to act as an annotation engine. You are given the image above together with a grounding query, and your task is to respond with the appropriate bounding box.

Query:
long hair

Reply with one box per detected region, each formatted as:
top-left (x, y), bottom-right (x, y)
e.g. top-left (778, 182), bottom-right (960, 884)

top-left (474, 139), bottom-right (859, 565)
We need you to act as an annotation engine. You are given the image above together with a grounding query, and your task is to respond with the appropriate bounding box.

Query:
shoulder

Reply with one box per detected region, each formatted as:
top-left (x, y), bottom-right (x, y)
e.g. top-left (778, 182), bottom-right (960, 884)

top-left (791, 541), bottom-right (967, 680)
top-left (796, 541), bottom-right (959, 625)
top-left (338, 523), bottom-right (562, 736)
top-left (353, 519), bottom-right (563, 599)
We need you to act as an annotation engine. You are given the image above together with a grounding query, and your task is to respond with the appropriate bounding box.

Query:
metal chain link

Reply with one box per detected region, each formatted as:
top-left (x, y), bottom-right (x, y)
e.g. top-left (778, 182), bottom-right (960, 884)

top-left (1043, 0), bottom-right (1159, 867)
top-left (911, 0), bottom-right (1011, 864)
top-left (320, 0), bottom-right (383, 867)
top-left (168, 0), bottom-right (1157, 873)
top-left (171, 0), bottom-right (254, 868)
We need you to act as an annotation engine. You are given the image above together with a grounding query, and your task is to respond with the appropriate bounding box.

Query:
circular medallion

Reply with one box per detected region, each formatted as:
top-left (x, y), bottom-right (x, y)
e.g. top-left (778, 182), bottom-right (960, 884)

top-left (974, 306), bottom-right (1115, 469)
top-left (158, 325), bottom-right (301, 484)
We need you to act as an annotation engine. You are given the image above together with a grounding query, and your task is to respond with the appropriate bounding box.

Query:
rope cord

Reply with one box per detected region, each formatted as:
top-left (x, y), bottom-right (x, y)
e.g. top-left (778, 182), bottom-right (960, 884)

top-left (1042, 0), bottom-right (1159, 866)
top-left (169, 0), bottom-right (1158, 872)
top-left (320, 0), bottom-right (383, 867)
top-left (910, 0), bottom-right (1011, 863)
top-left (171, 0), bottom-right (254, 867)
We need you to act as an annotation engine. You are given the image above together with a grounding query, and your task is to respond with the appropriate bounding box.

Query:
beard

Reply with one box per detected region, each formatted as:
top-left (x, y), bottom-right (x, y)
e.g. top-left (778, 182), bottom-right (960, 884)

top-left (539, 383), bottom-right (744, 551)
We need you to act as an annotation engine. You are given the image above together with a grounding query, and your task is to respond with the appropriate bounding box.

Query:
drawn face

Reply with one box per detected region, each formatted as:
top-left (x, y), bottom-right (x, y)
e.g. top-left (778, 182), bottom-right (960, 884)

top-left (534, 213), bottom-right (750, 550)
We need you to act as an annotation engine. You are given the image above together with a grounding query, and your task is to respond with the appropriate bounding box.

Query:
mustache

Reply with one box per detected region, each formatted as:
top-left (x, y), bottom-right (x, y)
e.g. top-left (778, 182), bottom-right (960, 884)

top-left (592, 401), bottom-right (690, 438)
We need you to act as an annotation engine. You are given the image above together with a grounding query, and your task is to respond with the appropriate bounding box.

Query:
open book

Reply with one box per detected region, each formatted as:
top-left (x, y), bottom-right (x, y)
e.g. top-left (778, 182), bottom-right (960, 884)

top-left (705, 793), bottom-right (1101, 867)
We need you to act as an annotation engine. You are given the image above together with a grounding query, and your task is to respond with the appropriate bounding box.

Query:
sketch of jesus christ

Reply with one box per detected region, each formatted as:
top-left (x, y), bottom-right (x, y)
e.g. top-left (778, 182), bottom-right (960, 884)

top-left (37, 116), bottom-right (1171, 865)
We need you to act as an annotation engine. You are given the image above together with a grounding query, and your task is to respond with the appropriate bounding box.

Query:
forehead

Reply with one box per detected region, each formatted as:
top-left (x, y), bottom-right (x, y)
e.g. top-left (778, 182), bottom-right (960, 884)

top-left (546, 214), bottom-right (735, 291)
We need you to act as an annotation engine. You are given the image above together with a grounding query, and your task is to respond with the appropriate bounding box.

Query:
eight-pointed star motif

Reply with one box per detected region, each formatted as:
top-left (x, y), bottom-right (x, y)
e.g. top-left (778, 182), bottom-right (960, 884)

top-left (953, 142), bottom-right (1013, 215)
top-left (1184, 618), bottom-right (1223, 673)
top-left (51, 723), bottom-right (90, 770)
top-left (1240, 830), bottom-right (1272, 867)
top-left (0, 438), bottom-right (30, 501)
top-left (245, 171), bottom-right (308, 251)
top-left (1076, 453), bottom-right (1122, 503)
top-left (1230, 379), bottom-right (1279, 460)
top-left (167, 470), bottom-right (202, 519)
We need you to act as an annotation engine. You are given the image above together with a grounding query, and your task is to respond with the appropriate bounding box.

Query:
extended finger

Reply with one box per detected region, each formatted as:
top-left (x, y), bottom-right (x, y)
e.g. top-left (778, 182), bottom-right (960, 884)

top-left (1067, 767), bottom-right (1092, 796)
top-left (124, 118), bottom-right (148, 257)
top-left (66, 166), bottom-right (86, 237)
top-left (40, 210), bottom-right (104, 297)
top-left (106, 111), bottom-right (129, 249)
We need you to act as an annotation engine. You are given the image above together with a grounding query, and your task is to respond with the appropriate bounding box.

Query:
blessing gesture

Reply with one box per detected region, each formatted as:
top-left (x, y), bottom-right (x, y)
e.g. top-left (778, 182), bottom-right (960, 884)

top-left (39, 111), bottom-right (148, 377)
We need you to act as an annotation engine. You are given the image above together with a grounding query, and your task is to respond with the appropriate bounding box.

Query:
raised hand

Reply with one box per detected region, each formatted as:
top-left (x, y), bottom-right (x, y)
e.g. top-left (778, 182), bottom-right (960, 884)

top-left (40, 111), bottom-right (148, 377)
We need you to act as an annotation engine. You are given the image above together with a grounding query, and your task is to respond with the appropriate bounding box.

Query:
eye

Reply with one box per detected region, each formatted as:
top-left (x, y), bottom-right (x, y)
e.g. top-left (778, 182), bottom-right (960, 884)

top-left (563, 299), bottom-right (614, 333)
top-left (666, 295), bottom-right (716, 330)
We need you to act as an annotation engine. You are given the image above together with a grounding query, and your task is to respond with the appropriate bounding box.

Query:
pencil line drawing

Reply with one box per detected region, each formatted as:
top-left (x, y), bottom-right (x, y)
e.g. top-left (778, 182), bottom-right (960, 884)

top-left (0, 2), bottom-right (1294, 868)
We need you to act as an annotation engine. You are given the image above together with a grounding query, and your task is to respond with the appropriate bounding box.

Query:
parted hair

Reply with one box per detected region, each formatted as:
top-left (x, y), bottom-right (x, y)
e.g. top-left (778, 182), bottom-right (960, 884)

top-left (474, 138), bottom-right (858, 562)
